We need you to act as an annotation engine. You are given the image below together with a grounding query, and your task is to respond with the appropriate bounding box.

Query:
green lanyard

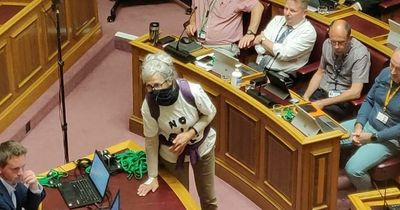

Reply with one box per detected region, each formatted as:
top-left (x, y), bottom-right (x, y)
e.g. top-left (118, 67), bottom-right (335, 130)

top-left (199, 0), bottom-right (219, 32)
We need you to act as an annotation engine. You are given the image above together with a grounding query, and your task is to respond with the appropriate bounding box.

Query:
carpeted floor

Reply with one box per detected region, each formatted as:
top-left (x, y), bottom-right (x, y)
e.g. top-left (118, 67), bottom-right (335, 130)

top-left (0, 1), bottom-right (261, 209)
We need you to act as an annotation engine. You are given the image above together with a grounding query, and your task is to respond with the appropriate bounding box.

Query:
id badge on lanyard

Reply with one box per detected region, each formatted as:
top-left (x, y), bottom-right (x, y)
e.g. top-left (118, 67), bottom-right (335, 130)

top-left (198, 0), bottom-right (218, 42)
top-left (328, 90), bottom-right (341, 98)
top-left (198, 30), bottom-right (206, 42)
top-left (376, 111), bottom-right (389, 124)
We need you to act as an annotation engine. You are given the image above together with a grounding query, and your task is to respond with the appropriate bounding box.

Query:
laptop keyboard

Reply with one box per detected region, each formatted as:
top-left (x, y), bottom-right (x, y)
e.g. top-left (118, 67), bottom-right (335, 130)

top-left (72, 178), bottom-right (99, 203)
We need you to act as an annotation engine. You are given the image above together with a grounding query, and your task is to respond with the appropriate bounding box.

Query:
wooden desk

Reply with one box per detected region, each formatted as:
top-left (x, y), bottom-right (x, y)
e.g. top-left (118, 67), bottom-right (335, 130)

top-left (348, 187), bottom-right (400, 209)
top-left (39, 140), bottom-right (199, 210)
top-left (129, 34), bottom-right (346, 209)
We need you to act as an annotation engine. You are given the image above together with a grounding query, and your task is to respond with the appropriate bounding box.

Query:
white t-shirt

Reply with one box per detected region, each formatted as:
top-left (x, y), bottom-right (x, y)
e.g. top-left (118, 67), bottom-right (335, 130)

top-left (141, 81), bottom-right (216, 163)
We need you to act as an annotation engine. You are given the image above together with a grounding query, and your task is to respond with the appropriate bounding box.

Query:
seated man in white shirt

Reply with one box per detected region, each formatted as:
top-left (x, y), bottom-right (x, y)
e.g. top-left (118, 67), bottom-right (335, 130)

top-left (253, 0), bottom-right (317, 73)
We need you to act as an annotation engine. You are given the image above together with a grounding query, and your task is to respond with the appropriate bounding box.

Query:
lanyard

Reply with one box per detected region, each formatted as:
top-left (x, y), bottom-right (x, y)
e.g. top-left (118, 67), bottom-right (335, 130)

top-left (199, 0), bottom-right (219, 32)
top-left (383, 80), bottom-right (400, 111)
top-left (332, 56), bottom-right (343, 90)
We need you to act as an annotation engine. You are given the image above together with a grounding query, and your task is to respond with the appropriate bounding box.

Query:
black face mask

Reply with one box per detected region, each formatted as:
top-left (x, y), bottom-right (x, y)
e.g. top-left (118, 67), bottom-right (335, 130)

top-left (150, 83), bottom-right (179, 106)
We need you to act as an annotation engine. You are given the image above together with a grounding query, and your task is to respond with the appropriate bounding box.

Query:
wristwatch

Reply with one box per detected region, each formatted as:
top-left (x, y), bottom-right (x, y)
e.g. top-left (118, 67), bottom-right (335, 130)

top-left (371, 133), bottom-right (378, 141)
top-left (246, 30), bottom-right (256, 36)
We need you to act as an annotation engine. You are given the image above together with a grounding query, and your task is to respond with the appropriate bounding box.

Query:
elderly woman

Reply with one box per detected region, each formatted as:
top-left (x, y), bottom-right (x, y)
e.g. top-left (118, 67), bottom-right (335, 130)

top-left (137, 52), bottom-right (218, 210)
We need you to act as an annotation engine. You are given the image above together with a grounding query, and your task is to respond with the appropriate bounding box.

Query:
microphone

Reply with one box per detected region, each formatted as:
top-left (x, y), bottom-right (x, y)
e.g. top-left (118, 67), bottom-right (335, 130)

top-left (246, 53), bottom-right (281, 108)
top-left (164, 45), bottom-right (195, 63)
top-left (263, 52), bottom-right (281, 82)
top-left (372, 181), bottom-right (390, 209)
top-left (51, 0), bottom-right (60, 11)
top-left (176, 6), bottom-right (197, 51)
top-left (249, 53), bottom-right (281, 87)
top-left (164, 6), bottom-right (197, 63)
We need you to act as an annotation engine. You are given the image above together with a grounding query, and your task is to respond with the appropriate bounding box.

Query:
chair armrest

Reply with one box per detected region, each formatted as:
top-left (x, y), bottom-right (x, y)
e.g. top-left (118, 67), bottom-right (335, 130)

top-left (370, 155), bottom-right (400, 181)
top-left (350, 95), bottom-right (365, 107)
top-left (375, 157), bottom-right (400, 169)
top-left (379, 0), bottom-right (400, 10)
top-left (296, 61), bottom-right (319, 75)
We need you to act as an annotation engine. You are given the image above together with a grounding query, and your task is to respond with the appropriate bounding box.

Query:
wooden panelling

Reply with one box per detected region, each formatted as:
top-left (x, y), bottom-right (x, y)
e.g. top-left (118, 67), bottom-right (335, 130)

top-left (70, 0), bottom-right (96, 38)
top-left (0, 5), bottom-right (23, 25)
top-left (0, 42), bottom-right (11, 107)
top-left (226, 103), bottom-right (258, 173)
top-left (0, 0), bottom-right (101, 132)
top-left (265, 133), bottom-right (297, 205)
top-left (45, 1), bottom-right (68, 60)
top-left (311, 148), bottom-right (332, 208)
top-left (10, 15), bottom-right (42, 90)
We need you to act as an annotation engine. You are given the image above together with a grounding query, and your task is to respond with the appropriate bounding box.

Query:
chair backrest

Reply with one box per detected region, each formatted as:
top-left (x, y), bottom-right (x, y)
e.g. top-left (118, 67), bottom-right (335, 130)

top-left (242, 0), bottom-right (272, 35)
top-left (364, 47), bottom-right (390, 93)
top-left (307, 19), bottom-right (329, 65)
top-left (239, 0), bottom-right (272, 64)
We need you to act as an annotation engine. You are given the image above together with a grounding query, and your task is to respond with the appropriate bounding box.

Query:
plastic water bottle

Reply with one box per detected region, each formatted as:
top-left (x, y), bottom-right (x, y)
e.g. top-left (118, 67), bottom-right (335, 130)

top-left (231, 64), bottom-right (242, 88)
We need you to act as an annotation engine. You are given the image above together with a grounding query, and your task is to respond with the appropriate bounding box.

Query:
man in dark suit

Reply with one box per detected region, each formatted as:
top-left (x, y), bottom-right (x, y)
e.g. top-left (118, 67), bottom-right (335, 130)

top-left (0, 140), bottom-right (45, 210)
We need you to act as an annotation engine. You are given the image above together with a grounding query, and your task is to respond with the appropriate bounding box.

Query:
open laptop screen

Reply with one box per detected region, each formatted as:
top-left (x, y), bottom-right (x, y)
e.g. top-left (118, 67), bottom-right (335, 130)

top-left (90, 151), bottom-right (110, 198)
top-left (110, 190), bottom-right (120, 210)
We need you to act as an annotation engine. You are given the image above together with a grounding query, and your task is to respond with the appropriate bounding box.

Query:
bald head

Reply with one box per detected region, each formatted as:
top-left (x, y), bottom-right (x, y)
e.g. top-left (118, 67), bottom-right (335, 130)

top-left (390, 48), bottom-right (400, 83)
top-left (329, 20), bottom-right (352, 38)
top-left (329, 20), bottom-right (352, 56)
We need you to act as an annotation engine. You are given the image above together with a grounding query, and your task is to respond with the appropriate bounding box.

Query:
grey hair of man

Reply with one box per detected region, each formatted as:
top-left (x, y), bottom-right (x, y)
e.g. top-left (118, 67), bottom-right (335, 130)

top-left (288, 0), bottom-right (309, 11)
top-left (0, 140), bottom-right (27, 167)
top-left (141, 52), bottom-right (177, 83)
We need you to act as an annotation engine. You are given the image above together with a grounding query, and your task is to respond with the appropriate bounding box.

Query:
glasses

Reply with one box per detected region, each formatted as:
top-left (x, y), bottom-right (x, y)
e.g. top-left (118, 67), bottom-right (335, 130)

top-left (330, 40), bottom-right (347, 47)
top-left (145, 80), bottom-right (168, 92)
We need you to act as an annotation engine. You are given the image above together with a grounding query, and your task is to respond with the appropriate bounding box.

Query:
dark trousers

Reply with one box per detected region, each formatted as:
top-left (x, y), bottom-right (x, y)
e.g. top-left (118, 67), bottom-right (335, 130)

top-left (309, 89), bottom-right (353, 122)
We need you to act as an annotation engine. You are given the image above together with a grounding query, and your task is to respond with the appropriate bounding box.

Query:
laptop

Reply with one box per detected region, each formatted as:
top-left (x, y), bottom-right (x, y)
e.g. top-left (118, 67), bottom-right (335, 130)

top-left (388, 19), bottom-right (400, 48)
top-left (212, 50), bottom-right (250, 78)
top-left (58, 150), bottom-right (111, 209)
top-left (110, 189), bottom-right (120, 210)
top-left (291, 104), bottom-right (346, 136)
top-left (264, 71), bottom-right (292, 100)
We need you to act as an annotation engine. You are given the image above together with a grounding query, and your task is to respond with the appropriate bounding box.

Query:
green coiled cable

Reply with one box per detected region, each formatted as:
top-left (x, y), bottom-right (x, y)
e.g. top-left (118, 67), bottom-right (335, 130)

top-left (115, 149), bottom-right (147, 180)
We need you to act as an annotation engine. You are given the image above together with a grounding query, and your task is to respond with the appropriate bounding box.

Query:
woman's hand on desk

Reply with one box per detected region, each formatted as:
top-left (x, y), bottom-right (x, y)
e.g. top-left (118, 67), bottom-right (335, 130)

top-left (137, 177), bottom-right (159, 196)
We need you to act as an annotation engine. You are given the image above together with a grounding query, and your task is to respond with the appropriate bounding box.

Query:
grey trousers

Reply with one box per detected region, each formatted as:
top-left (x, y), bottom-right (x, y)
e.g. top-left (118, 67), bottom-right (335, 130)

top-left (159, 148), bottom-right (218, 210)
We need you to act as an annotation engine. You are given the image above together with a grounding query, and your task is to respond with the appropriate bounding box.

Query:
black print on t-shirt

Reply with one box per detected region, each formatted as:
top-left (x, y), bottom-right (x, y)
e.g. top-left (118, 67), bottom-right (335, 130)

top-left (166, 116), bottom-right (188, 143)
top-left (169, 116), bottom-right (187, 129)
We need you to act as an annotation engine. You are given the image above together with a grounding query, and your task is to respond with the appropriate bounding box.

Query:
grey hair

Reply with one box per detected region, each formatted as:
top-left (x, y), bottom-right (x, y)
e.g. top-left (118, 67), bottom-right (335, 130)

top-left (287, 0), bottom-right (309, 10)
top-left (141, 52), bottom-right (177, 83)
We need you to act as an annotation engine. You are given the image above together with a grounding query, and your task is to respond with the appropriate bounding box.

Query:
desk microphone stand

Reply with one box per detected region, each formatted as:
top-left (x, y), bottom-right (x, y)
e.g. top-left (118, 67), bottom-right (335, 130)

top-left (53, 0), bottom-right (69, 163)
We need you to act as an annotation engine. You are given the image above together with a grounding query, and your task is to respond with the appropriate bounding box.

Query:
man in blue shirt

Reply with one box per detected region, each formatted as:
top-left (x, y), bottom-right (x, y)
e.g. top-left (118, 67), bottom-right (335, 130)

top-left (341, 48), bottom-right (400, 191)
